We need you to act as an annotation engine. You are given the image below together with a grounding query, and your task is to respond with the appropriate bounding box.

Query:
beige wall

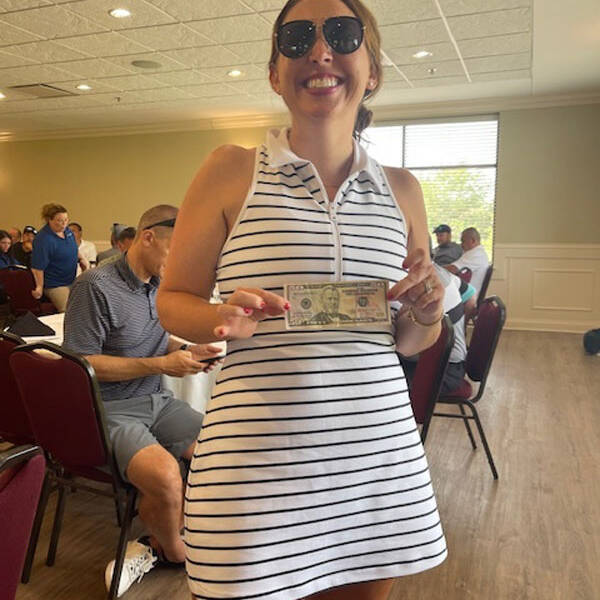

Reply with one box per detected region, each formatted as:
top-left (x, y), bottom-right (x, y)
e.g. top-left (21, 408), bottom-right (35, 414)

top-left (0, 126), bottom-right (270, 240)
top-left (1, 103), bottom-right (599, 244)
top-left (496, 103), bottom-right (600, 244)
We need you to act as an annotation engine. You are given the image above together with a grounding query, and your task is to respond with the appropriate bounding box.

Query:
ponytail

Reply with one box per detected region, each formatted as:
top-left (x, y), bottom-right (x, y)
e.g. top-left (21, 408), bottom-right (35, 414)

top-left (354, 104), bottom-right (373, 140)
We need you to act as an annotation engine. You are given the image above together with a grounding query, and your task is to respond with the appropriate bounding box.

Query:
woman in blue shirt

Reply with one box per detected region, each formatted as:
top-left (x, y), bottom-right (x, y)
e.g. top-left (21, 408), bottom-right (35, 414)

top-left (31, 203), bottom-right (88, 312)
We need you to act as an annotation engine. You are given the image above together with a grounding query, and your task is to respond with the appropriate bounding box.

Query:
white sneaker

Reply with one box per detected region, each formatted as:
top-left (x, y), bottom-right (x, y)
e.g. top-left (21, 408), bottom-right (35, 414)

top-left (105, 538), bottom-right (158, 597)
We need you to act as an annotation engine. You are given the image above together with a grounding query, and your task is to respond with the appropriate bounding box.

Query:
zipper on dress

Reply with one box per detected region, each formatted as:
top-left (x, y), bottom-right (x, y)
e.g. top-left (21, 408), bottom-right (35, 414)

top-left (329, 198), bottom-right (343, 281)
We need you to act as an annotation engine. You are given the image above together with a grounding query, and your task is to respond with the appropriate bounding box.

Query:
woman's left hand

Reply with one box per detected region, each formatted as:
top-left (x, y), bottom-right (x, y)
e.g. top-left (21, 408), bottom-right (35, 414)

top-left (388, 248), bottom-right (444, 325)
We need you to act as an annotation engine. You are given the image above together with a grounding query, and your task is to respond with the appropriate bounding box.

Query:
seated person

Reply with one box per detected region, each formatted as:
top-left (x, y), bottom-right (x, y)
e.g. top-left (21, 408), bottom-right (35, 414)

top-left (445, 226), bottom-right (490, 297)
top-left (69, 222), bottom-right (97, 268)
top-left (98, 227), bottom-right (136, 267)
top-left (0, 230), bottom-right (21, 268)
top-left (432, 224), bottom-right (462, 266)
top-left (63, 204), bottom-right (222, 596)
top-left (10, 225), bottom-right (37, 269)
top-left (96, 223), bottom-right (127, 265)
top-left (8, 227), bottom-right (21, 245)
top-left (399, 265), bottom-right (475, 394)
top-left (434, 265), bottom-right (475, 394)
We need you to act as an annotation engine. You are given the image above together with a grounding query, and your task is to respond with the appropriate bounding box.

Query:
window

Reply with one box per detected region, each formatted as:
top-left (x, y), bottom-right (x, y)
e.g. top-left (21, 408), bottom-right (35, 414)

top-left (363, 117), bottom-right (498, 259)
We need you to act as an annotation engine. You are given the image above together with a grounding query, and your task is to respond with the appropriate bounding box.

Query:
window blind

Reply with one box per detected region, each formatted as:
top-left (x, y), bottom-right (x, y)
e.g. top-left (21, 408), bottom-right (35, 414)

top-left (363, 117), bottom-right (498, 259)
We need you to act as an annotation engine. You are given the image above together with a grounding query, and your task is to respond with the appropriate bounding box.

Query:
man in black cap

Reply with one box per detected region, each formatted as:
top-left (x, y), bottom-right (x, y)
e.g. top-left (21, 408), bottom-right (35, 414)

top-left (432, 224), bottom-right (462, 266)
top-left (10, 225), bottom-right (37, 269)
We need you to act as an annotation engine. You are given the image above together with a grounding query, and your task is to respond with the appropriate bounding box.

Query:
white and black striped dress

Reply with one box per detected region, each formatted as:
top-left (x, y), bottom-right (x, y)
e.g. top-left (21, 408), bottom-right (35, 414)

top-left (185, 129), bottom-right (447, 600)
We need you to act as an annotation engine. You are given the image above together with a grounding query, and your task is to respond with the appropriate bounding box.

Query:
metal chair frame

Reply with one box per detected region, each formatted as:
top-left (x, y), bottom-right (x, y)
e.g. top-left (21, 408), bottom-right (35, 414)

top-left (424, 296), bottom-right (506, 480)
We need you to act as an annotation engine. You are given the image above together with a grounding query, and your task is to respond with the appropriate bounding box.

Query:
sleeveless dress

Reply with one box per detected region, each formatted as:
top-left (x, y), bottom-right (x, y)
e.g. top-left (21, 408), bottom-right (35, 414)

top-left (185, 129), bottom-right (447, 600)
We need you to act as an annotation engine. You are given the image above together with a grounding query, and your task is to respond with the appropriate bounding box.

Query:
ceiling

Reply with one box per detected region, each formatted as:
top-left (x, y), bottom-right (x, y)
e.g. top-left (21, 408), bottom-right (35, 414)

top-left (0, 0), bottom-right (599, 140)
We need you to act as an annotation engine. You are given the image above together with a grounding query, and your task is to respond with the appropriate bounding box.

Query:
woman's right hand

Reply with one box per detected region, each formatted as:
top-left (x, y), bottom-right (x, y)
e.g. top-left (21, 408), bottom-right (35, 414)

top-left (214, 288), bottom-right (289, 340)
top-left (31, 286), bottom-right (42, 300)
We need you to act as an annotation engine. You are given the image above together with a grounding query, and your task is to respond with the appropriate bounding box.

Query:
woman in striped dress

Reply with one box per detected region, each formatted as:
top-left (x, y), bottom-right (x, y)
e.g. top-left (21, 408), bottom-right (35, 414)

top-left (158, 1), bottom-right (447, 598)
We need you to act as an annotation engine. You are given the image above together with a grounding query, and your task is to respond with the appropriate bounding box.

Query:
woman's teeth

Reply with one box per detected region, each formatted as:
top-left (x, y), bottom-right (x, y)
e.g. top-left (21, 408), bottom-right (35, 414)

top-left (306, 77), bottom-right (339, 89)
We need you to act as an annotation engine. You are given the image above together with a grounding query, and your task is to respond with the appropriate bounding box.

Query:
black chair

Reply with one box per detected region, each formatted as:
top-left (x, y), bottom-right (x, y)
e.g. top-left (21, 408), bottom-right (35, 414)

top-left (425, 296), bottom-right (506, 479)
top-left (9, 341), bottom-right (137, 599)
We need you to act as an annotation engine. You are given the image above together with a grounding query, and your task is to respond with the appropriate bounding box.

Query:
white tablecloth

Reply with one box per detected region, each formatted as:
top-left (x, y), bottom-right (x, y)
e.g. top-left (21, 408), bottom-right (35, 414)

top-left (14, 313), bottom-right (220, 414)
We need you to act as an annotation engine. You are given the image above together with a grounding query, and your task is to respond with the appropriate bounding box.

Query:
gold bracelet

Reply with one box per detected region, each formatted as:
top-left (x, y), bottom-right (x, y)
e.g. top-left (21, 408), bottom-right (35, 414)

top-left (405, 306), bottom-right (444, 327)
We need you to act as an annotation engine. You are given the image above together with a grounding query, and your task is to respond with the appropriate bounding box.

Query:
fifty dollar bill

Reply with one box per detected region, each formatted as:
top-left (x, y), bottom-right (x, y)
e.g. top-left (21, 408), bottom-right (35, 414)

top-left (284, 280), bottom-right (390, 330)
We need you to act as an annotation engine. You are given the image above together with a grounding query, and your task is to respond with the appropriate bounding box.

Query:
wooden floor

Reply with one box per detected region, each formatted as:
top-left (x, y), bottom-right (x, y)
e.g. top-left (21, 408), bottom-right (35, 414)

top-left (14, 330), bottom-right (600, 600)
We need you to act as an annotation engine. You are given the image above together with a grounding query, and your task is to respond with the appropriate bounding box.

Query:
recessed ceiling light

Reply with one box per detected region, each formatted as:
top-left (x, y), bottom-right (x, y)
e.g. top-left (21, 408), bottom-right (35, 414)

top-left (131, 59), bottom-right (161, 69)
top-left (228, 69), bottom-right (243, 78)
top-left (413, 50), bottom-right (433, 59)
top-left (76, 84), bottom-right (92, 91)
top-left (0, 92), bottom-right (6, 100)
top-left (109, 8), bottom-right (131, 18)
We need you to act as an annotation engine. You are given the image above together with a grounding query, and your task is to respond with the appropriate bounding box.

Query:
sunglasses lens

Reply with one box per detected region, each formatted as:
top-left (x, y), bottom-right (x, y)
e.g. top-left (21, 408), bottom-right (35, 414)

top-left (323, 16), bottom-right (363, 54)
top-left (277, 20), bottom-right (315, 58)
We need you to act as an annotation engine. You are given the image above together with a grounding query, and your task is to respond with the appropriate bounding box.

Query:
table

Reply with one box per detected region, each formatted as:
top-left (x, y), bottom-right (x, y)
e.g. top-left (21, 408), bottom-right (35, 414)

top-left (15, 313), bottom-right (222, 414)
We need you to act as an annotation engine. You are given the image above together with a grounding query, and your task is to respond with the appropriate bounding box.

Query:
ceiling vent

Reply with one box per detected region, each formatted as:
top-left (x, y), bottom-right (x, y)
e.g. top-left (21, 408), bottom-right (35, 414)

top-left (8, 84), bottom-right (76, 98)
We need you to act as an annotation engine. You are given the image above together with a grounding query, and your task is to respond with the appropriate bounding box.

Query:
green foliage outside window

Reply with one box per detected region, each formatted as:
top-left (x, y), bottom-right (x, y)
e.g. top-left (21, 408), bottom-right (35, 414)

top-left (415, 167), bottom-right (495, 259)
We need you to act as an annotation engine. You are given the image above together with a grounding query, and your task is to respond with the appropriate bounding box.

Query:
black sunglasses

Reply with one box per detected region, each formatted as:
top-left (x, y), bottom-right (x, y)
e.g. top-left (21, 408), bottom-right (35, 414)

top-left (276, 16), bottom-right (365, 59)
top-left (143, 218), bottom-right (176, 230)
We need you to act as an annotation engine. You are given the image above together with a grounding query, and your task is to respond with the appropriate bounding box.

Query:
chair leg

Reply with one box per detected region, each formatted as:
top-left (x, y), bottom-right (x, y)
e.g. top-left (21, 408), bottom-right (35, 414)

top-left (458, 403), bottom-right (477, 450)
top-left (46, 483), bottom-right (68, 566)
top-left (113, 487), bottom-right (124, 528)
top-left (465, 400), bottom-right (498, 480)
top-left (108, 487), bottom-right (137, 600)
top-left (21, 471), bottom-right (53, 583)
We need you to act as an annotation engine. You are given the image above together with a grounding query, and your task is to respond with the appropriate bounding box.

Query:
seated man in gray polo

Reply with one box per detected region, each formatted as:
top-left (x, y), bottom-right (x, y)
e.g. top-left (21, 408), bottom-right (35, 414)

top-left (63, 204), bottom-right (222, 596)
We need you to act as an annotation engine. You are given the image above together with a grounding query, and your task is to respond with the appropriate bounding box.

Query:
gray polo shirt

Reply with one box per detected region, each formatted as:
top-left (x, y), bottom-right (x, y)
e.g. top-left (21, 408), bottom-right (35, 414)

top-left (63, 254), bottom-right (169, 402)
top-left (433, 241), bottom-right (463, 266)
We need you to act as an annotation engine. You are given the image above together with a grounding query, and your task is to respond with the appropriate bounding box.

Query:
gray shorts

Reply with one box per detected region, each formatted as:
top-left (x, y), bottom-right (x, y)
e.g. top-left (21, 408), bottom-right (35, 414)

top-left (103, 391), bottom-right (203, 482)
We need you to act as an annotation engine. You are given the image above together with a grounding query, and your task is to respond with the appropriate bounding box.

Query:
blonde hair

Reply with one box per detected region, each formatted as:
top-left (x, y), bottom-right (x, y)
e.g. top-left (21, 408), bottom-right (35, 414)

top-left (268, 0), bottom-right (382, 139)
top-left (41, 203), bottom-right (68, 222)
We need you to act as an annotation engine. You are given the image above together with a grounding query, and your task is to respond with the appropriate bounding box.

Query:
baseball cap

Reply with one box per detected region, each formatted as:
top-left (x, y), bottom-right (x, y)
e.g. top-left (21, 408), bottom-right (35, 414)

top-left (433, 224), bottom-right (451, 234)
top-left (23, 225), bottom-right (38, 235)
top-left (112, 223), bottom-right (128, 238)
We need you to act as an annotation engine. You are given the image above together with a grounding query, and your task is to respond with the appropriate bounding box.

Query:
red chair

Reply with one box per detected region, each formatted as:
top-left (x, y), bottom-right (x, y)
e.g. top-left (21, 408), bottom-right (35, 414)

top-left (0, 332), bottom-right (35, 446)
top-left (0, 444), bottom-right (45, 600)
top-left (457, 266), bottom-right (472, 283)
top-left (9, 342), bottom-right (137, 599)
top-left (408, 316), bottom-right (455, 443)
top-left (0, 266), bottom-right (57, 317)
top-left (426, 296), bottom-right (506, 479)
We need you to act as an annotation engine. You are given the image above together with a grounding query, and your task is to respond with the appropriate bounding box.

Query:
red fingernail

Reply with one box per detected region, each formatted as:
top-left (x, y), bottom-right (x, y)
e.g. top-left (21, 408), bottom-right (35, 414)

top-left (387, 291), bottom-right (394, 300)
top-left (244, 308), bottom-right (253, 315)
top-left (284, 302), bottom-right (290, 310)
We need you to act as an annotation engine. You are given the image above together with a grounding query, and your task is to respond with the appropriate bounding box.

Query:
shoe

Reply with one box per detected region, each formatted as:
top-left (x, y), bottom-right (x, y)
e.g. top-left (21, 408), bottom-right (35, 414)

top-left (105, 538), bottom-right (158, 597)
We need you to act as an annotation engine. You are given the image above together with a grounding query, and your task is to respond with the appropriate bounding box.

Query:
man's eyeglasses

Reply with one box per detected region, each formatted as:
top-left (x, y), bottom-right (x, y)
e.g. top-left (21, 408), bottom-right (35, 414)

top-left (275, 16), bottom-right (365, 59)
top-left (143, 218), bottom-right (176, 230)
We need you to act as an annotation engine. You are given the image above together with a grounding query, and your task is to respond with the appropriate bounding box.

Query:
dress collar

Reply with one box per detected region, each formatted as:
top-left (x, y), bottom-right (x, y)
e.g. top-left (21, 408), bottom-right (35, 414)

top-left (264, 127), bottom-right (384, 193)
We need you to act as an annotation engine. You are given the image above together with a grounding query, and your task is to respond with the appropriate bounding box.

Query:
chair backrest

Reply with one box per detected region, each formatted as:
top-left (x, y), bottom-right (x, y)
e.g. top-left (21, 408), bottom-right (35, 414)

top-left (465, 296), bottom-right (506, 389)
top-left (457, 267), bottom-right (472, 283)
top-left (0, 445), bottom-right (46, 600)
top-left (0, 332), bottom-right (35, 445)
top-left (0, 267), bottom-right (43, 315)
top-left (409, 316), bottom-right (455, 427)
top-left (476, 265), bottom-right (494, 308)
top-left (9, 342), bottom-right (111, 473)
